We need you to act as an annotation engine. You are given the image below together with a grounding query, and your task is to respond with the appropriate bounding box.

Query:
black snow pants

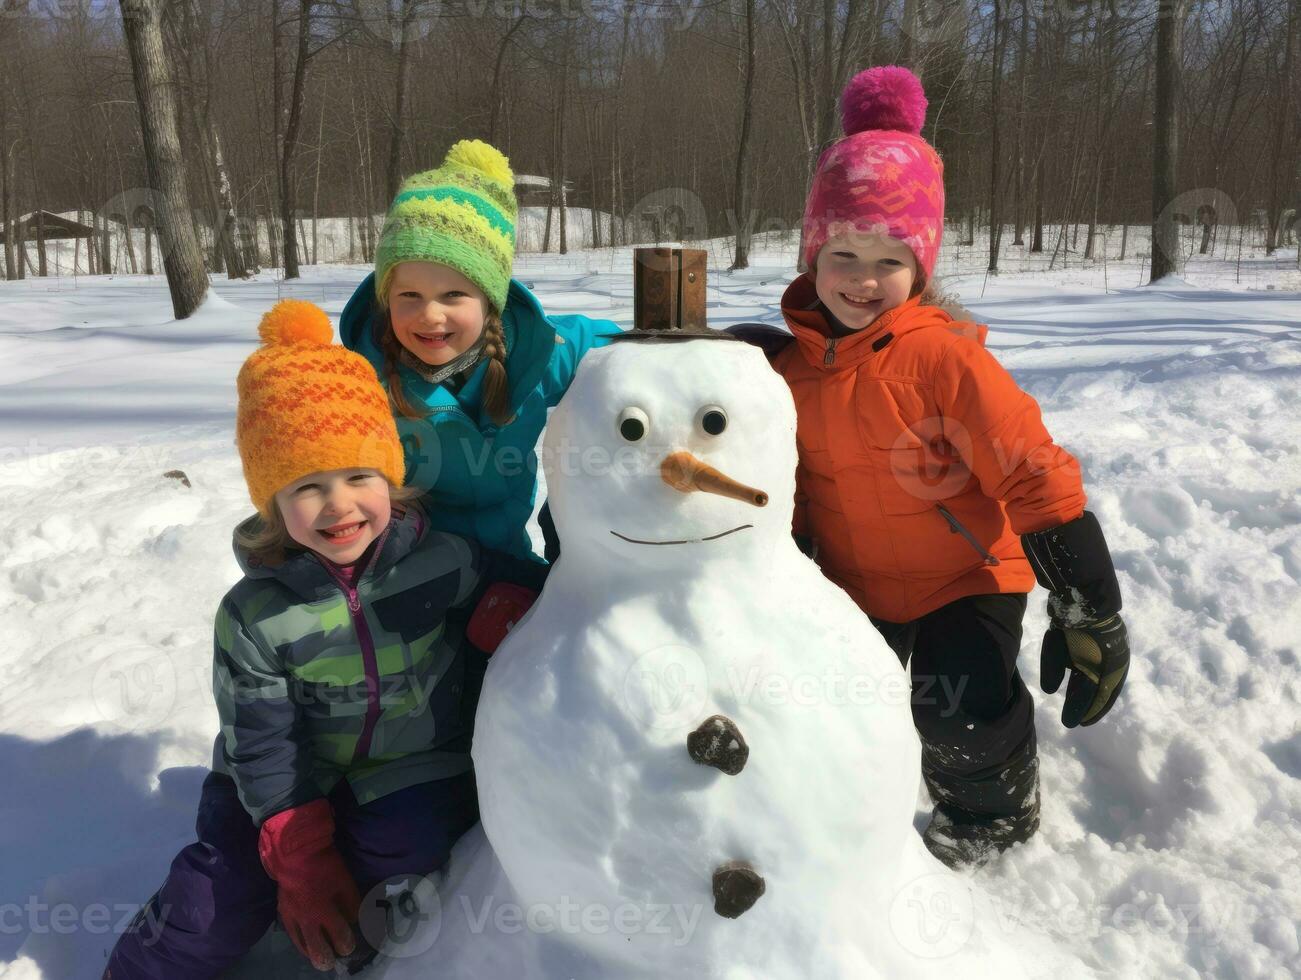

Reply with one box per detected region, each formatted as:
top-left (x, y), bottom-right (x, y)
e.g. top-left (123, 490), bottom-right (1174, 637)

top-left (870, 593), bottom-right (1038, 819)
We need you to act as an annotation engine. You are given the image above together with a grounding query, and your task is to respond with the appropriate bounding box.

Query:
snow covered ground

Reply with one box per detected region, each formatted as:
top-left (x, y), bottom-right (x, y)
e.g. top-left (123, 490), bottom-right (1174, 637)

top-left (0, 235), bottom-right (1298, 978)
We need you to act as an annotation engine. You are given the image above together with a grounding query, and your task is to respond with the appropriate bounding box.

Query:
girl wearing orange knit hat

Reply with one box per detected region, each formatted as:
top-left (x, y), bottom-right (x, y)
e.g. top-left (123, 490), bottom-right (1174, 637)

top-left (737, 66), bottom-right (1131, 869)
top-left (105, 301), bottom-right (547, 978)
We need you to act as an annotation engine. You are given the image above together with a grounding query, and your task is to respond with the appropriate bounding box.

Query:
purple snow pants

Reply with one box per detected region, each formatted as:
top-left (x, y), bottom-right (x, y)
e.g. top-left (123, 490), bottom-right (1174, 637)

top-left (103, 769), bottom-right (479, 980)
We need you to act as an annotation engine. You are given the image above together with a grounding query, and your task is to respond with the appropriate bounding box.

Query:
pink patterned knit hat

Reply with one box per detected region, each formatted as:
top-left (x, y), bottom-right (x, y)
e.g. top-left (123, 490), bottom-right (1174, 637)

top-left (801, 66), bottom-right (945, 281)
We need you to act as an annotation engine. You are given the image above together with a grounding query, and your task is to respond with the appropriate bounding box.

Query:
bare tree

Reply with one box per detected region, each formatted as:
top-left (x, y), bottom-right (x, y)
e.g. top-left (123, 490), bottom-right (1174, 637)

top-left (168, 0), bottom-right (251, 278)
top-left (1151, 0), bottom-right (1186, 282)
top-left (988, 0), bottom-right (1006, 272)
top-left (276, 0), bottom-right (315, 279)
top-left (384, 0), bottom-right (417, 203)
top-left (118, 0), bottom-right (209, 317)
top-left (730, 0), bottom-right (757, 270)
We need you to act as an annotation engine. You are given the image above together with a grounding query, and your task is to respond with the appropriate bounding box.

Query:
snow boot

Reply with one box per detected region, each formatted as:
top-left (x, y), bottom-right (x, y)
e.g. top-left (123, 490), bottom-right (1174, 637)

top-left (922, 776), bottom-right (1040, 869)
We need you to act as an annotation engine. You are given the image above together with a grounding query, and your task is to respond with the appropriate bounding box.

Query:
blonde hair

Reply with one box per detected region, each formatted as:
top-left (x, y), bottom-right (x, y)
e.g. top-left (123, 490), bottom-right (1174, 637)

top-left (235, 481), bottom-right (423, 567)
top-left (376, 266), bottom-right (513, 427)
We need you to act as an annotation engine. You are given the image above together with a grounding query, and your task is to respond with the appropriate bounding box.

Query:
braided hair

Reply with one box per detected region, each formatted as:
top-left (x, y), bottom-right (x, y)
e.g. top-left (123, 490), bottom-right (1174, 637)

top-left (478, 311), bottom-right (512, 426)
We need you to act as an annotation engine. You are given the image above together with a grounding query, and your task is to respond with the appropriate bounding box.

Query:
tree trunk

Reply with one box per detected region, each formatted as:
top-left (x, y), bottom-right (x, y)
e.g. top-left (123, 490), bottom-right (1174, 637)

top-left (35, 207), bottom-right (47, 277)
top-left (730, 0), bottom-right (757, 271)
top-left (1265, 0), bottom-right (1298, 254)
top-left (988, 0), bottom-right (1005, 273)
top-left (1031, 153), bottom-right (1044, 252)
top-left (1012, 0), bottom-right (1030, 246)
top-left (279, 0), bottom-right (314, 280)
top-left (312, 89), bottom-right (324, 266)
top-left (118, 0), bottom-right (208, 317)
top-left (17, 218), bottom-right (29, 277)
top-left (488, 13), bottom-right (528, 146)
top-left (557, 34), bottom-right (569, 256)
top-left (583, 90), bottom-right (600, 249)
top-left (171, 0), bottom-right (248, 279)
top-left (213, 131), bottom-right (253, 275)
top-left (385, 0), bottom-right (414, 204)
top-left (102, 209), bottom-right (115, 274)
top-left (1084, 165), bottom-right (1100, 260)
top-left (609, 4), bottom-right (631, 248)
top-left (0, 143), bottom-right (13, 281)
top-left (543, 178), bottom-right (553, 253)
top-left (1151, 0), bottom-right (1185, 283)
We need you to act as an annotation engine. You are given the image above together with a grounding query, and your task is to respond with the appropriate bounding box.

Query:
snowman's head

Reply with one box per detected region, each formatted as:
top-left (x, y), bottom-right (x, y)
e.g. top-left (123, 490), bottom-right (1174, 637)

top-left (543, 339), bottom-right (798, 571)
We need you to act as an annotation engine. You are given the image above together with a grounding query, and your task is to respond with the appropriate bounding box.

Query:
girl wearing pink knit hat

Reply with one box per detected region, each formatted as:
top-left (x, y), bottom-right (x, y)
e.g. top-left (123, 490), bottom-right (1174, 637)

top-left (746, 66), bottom-right (1131, 868)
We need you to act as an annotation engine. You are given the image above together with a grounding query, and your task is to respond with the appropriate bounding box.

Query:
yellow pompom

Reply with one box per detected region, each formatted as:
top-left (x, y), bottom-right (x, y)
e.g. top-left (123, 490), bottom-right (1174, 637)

top-left (257, 300), bottom-right (333, 347)
top-left (443, 139), bottom-right (513, 187)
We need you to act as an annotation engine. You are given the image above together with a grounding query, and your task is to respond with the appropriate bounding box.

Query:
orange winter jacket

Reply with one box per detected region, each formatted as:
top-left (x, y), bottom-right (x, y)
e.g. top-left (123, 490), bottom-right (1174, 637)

top-left (772, 274), bottom-right (1087, 623)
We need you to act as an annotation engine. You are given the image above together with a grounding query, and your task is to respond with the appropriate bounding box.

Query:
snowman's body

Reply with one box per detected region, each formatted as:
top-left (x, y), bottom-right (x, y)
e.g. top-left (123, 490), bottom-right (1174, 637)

top-left (471, 339), bottom-right (932, 975)
top-left (373, 336), bottom-right (1061, 979)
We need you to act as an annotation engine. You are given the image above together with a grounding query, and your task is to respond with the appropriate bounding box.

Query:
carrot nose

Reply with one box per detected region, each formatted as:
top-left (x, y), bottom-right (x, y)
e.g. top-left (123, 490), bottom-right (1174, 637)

top-left (660, 451), bottom-right (768, 507)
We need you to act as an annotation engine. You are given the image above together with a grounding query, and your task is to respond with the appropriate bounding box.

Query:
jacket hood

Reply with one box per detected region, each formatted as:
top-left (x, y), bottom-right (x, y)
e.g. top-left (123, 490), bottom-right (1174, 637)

top-left (780, 273), bottom-right (987, 370)
top-left (232, 502), bottom-right (428, 603)
top-left (339, 273), bottom-right (558, 419)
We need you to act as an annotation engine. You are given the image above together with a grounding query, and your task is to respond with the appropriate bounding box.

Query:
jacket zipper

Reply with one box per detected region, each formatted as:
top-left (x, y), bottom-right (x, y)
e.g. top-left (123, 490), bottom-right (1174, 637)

top-left (320, 525), bottom-right (393, 762)
top-left (935, 504), bottom-right (1001, 566)
top-left (823, 337), bottom-right (838, 366)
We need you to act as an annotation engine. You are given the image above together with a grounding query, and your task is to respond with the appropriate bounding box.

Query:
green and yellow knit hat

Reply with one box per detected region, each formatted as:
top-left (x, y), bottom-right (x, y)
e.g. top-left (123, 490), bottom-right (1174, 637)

top-left (374, 139), bottom-right (517, 313)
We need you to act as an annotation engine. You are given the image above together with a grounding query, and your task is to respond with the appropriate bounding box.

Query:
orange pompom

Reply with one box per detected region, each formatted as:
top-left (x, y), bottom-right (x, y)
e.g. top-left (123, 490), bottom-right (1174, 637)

top-left (257, 299), bottom-right (334, 347)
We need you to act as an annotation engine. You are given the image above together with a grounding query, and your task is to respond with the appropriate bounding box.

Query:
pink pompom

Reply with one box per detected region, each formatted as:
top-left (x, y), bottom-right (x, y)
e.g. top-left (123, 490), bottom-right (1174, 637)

top-left (840, 66), bottom-right (927, 136)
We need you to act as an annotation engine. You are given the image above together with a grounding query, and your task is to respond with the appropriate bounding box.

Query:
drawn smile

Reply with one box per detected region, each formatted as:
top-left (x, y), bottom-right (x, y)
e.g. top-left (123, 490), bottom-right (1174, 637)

top-left (610, 525), bottom-right (753, 546)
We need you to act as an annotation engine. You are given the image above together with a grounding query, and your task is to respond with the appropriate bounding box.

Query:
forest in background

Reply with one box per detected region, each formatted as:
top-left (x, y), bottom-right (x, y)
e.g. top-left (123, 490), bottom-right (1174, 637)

top-left (0, 0), bottom-right (1296, 286)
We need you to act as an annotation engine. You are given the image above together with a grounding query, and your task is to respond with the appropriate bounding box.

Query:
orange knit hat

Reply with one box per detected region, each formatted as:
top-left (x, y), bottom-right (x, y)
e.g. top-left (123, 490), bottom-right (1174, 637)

top-left (236, 299), bottom-right (405, 516)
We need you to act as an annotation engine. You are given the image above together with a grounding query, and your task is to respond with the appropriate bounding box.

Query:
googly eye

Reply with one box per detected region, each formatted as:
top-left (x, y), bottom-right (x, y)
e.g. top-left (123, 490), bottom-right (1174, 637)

top-left (618, 407), bottom-right (650, 442)
top-left (697, 406), bottom-right (728, 436)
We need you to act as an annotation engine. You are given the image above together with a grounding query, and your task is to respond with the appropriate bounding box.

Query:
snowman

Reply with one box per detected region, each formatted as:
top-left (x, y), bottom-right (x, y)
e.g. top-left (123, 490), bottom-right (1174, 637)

top-left (375, 325), bottom-right (1056, 979)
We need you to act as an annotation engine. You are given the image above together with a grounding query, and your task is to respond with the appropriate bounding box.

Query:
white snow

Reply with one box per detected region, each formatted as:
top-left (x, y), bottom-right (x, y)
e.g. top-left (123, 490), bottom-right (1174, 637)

top-left (0, 233), bottom-right (1298, 979)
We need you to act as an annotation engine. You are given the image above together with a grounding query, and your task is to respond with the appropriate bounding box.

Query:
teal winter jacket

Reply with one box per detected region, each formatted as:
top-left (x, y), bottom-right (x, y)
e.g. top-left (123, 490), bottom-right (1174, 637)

top-left (340, 274), bottom-right (620, 560)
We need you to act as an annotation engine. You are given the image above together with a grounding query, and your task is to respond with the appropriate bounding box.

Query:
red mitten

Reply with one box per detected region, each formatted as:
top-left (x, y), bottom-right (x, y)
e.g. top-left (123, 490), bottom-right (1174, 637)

top-left (466, 583), bottom-right (538, 654)
top-left (258, 799), bottom-right (361, 971)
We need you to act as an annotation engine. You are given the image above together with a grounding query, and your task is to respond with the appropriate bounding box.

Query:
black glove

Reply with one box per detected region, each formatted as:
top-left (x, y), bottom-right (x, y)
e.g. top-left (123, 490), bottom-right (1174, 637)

top-left (1022, 512), bottom-right (1130, 728)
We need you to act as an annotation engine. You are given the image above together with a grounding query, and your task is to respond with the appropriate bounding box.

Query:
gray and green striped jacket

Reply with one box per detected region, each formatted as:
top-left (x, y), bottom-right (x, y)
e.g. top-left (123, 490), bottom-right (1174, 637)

top-left (210, 503), bottom-right (546, 824)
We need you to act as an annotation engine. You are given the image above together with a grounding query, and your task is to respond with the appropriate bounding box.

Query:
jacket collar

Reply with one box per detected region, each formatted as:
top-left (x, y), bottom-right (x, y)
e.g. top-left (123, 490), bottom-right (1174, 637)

top-left (780, 273), bottom-right (984, 370)
top-left (233, 503), bottom-right (427, 603)
top-left (340, 273), bottom-right (557, 424)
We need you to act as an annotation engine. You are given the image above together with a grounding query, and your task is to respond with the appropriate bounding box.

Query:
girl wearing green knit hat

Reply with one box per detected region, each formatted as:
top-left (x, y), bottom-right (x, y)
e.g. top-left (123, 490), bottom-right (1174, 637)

top-left (341, 139), bottom-right (621, 561)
